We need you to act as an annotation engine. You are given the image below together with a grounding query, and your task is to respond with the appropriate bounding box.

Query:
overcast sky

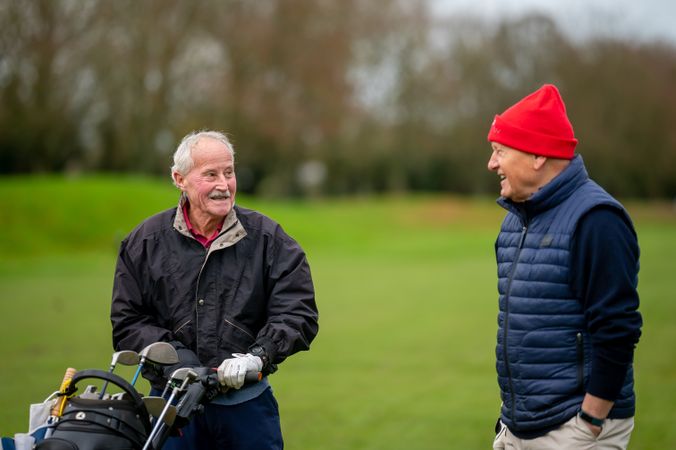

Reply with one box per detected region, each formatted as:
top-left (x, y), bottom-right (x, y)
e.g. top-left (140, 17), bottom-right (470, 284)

top-left (429, 0), bottom-right (676, 44)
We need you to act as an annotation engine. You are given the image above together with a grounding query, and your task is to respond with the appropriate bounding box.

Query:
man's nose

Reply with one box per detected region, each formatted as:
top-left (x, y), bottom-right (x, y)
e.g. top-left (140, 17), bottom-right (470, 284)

top-left (487, 152), bottom-right (498, 171)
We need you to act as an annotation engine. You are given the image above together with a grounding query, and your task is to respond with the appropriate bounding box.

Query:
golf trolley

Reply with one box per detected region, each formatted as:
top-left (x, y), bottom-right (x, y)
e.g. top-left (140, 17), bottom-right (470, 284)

top-left (11, 343), bottom-right (260, 450)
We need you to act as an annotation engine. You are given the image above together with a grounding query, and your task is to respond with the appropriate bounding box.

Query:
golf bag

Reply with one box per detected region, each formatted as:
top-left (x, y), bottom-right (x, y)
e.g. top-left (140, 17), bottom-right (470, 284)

top-left (35, 369), bottom-right (151, 450)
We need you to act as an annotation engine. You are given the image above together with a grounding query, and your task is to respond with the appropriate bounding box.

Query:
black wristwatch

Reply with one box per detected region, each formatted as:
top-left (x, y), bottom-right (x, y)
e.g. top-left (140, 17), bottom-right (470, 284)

top-left (249, 345), bottom-right (269, 368)
top-left (578, 410), bottom-right (605, 427)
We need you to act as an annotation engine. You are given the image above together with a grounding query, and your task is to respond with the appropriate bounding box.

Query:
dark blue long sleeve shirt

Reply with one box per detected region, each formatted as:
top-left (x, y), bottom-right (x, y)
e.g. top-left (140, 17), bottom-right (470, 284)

top-left (571, 206), bottom-right (642, 402)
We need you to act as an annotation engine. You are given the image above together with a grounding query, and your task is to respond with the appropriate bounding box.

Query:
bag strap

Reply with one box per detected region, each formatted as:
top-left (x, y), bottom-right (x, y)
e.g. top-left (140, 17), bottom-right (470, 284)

top-left (65, 369), bottom-right (150, 431)
top-left (56, 411), bottom-right (146, 448)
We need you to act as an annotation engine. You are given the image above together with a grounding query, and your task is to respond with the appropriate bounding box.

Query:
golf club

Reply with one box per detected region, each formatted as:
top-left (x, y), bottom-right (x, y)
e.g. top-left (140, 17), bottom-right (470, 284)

top-left (147, 367), bottom-right (263, 449)
top-left (99, 350), bottom-right (140, 399)
top-left (142, 368), bottom-right (198, 450)
top-left (130, 342), bottom-right (179, 386)
top-left (143, 396), bottom-right (177, 427)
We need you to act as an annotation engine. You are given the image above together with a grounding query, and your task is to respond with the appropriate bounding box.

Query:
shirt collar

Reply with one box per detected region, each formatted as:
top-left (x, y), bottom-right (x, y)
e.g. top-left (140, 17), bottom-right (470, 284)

top-left (181, 201), bottom-right (224, 247)
top-left (174, 194), bottom-right (239, 248)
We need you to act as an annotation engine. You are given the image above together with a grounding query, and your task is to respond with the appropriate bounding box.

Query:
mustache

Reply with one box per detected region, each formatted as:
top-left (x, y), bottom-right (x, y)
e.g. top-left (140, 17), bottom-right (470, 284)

top-left (208, 190), bottom-right (231, 200)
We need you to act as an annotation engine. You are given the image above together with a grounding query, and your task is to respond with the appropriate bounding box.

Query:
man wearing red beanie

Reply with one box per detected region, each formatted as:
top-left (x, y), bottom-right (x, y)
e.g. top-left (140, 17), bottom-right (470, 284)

top-left (487, 85), bottom-right (642, 449)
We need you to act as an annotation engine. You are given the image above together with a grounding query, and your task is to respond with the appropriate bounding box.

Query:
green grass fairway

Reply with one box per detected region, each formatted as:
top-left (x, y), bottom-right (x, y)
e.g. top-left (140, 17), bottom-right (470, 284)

top-left (1, 176), bottom-right (675, 448)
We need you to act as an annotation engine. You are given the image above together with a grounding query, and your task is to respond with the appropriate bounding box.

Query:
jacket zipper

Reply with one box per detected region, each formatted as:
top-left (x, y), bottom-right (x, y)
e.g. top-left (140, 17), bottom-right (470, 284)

top-left (192, 231), bottom-right (240, 356)
top-left (223, 318), bottom-right (255, 340)
top-left (193, 247), bottom-right (210, 355)
top-left (504, 224), bottom-right (528, 423)
top-left (174, 319), bottom-right (191, 334)
top-left (187, 218), bottom-right (243, 358)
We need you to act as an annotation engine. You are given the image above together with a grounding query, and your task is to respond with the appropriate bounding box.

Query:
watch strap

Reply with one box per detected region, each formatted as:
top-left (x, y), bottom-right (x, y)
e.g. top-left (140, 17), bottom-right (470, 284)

top-left (249, 345), bottom-right (269, 368)
top-left (578, 410), bottom-right (605, 427)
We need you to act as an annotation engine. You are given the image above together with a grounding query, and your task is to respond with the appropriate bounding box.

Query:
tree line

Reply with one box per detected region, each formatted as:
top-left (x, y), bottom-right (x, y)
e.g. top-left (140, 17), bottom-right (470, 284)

top-left (1, 0), bottom-right (675, 198)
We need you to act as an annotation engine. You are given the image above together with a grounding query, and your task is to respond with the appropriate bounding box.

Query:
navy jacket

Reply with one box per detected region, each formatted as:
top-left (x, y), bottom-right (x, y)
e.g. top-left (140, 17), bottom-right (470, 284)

top-left (494, 155), bottom-right (641, 437)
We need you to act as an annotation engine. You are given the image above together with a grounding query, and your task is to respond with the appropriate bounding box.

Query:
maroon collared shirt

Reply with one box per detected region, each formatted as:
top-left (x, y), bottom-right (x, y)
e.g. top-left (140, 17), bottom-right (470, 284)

top-left (182, 202), bottom-right (224, 248)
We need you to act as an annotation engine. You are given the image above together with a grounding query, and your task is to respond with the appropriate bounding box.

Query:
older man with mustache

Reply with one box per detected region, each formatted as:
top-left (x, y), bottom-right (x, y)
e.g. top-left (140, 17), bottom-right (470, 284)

top-left (111, 130), bottom-right (318, 450)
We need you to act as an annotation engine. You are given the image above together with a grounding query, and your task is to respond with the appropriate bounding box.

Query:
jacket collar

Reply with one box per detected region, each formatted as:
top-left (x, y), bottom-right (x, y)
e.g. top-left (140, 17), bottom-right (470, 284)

top-left (498, 154), bottom-right (589, 220)
top-left (173, 194), bottom-right (247, 251)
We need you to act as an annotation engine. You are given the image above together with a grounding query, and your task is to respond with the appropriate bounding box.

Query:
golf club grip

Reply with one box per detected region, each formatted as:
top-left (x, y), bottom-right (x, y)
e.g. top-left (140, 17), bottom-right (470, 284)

top-left (246, 371), bottom-right (263, 383)
top-left (209, 368), bottom-right (261, 383)
top-left (51, 367), bottom-right (77, 417)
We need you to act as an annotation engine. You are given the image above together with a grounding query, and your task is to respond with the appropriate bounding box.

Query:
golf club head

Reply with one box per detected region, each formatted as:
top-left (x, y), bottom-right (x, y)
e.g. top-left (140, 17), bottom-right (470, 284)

top-left (101, 352), bottom-right (141, 398)
top-left (168, 367), bottom-right (198, 382)
top-left (143, 397), bottom-right (177, 426)
top-left (140, 342), bottom-right (179, 365)
top-left (112, 350), bottom-right (141, 366)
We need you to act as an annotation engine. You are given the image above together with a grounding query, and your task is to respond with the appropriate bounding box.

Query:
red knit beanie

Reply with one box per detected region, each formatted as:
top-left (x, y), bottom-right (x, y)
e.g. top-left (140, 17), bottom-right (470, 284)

top-left (487, 84), bottom-right (578, 159)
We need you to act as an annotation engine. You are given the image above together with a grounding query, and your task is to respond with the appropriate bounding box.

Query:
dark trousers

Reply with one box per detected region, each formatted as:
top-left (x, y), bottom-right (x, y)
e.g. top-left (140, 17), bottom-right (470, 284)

top-left (160, 388), bottom-right (283, 450)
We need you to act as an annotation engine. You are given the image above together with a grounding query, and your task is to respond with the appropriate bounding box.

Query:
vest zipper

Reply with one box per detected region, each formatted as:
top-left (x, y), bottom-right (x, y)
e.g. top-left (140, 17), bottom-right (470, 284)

top-left (504, 224), bottom-right (528, 424)
top-left (576, 332), bottom-right (584, 392)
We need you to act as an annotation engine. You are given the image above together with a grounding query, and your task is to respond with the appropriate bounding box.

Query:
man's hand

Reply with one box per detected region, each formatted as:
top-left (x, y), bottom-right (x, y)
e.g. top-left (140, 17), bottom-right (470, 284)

top-left (585, 422), bottom-right (602, 437)
top-left (217, 353), bottom-right (263, 389)
top-left (580, 393), bottom-right (613, 437)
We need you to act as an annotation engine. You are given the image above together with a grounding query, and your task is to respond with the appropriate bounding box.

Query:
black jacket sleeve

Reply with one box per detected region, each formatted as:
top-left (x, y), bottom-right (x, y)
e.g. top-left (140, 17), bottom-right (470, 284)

top-left (572, 206), bottom-right (642, 401)
top-left (110, 238), bottom-right (173, 351)
top-left (253, 226), bottom-right (318, 369)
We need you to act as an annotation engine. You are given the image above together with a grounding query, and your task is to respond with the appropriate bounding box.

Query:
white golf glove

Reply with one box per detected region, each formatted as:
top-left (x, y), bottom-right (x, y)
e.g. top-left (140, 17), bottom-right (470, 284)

top-left (217, 353), bottom-right (263, 389)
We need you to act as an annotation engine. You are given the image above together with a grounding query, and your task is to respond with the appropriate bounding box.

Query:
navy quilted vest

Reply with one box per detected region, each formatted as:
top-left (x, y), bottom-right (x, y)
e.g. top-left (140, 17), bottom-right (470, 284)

top-left (495, 155), bottom-right (636, 433)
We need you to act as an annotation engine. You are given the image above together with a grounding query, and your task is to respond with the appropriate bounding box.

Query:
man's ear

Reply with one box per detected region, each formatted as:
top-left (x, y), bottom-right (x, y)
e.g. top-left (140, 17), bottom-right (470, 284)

top-left (173, 171), bottom-right (186, 190)
top-left (533, 155), bottom-right (548, 171)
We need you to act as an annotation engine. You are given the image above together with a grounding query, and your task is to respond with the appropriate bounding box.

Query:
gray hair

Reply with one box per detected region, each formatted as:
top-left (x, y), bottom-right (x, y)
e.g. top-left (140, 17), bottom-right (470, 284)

top-left (171, 130), bottom-right (235, 187)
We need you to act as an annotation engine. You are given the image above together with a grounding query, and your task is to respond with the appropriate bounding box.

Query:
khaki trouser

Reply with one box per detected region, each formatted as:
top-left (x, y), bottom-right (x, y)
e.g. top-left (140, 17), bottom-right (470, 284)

top-left (493, 415), bottom-right (634, 450)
